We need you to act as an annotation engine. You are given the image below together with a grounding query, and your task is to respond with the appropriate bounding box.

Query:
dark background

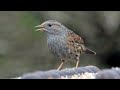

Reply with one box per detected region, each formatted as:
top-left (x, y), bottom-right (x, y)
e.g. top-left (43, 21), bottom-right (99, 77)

top-left (0, 11), bottom-right (120, 78)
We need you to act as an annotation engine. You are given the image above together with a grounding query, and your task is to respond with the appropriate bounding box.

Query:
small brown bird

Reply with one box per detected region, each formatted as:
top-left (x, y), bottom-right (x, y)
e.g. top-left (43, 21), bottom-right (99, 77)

top-left (35, 20), bottom-right (96, 70)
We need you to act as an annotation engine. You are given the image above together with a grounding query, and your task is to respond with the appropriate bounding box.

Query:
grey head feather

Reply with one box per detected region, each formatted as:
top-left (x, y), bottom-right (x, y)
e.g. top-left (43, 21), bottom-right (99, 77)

top-left (42, 20), bottom-right (69, 36)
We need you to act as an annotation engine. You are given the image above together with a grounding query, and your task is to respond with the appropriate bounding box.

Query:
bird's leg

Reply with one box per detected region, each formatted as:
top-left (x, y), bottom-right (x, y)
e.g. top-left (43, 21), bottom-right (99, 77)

top-left (75, 56), bottom-right (80, 68)
top-left (75, 60), bottom-right (79, 68)
top-left (57, 60), bottom-right (64, 70)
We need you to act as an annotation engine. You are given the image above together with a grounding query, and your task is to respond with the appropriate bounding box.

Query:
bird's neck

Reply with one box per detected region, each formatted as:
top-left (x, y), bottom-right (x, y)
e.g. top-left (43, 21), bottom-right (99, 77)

top-left (47, 31), bottom-right (68, 41)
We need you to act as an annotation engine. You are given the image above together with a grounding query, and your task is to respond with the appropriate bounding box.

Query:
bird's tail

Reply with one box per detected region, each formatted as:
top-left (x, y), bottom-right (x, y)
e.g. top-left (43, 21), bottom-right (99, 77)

top-left (84, 47), bottom-right (96, 55)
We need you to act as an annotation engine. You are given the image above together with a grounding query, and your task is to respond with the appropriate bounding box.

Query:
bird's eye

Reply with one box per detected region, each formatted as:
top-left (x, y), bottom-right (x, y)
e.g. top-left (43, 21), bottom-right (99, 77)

top-left (48, 24), bottom-right (52, 27)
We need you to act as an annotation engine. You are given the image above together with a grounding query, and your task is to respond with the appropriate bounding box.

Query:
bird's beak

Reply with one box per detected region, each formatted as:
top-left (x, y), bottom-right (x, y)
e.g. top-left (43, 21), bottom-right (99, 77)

top-left (35, 24), bottom-right (45, 32)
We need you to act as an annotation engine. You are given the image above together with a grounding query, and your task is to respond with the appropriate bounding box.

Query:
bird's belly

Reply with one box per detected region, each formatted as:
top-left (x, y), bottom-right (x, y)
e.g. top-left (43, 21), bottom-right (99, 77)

top-left (47, 40), bottom-right (74, 60)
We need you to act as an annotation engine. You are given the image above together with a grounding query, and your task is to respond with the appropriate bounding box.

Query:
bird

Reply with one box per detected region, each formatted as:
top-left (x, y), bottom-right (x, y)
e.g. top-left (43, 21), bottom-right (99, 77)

top-left (35, 20), bottom-right (96, 70)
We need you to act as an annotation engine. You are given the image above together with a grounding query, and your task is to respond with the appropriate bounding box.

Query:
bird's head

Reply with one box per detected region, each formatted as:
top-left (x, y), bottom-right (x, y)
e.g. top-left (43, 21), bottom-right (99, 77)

top-left (35, 20), bottom-right (67, 35)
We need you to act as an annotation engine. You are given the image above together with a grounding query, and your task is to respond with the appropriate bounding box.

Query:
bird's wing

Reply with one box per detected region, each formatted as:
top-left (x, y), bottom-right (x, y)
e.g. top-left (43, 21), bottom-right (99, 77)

top-left (67, 30), bottom-right (96, 55)
top-left (67, 30), bottom-right (84, 44)
top-left (66, 30), bottom-right (85, 53)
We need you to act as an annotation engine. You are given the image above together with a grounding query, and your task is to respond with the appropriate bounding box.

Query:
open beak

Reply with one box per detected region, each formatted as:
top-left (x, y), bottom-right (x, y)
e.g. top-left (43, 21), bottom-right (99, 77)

top-left (34, 24), bottom-right (45, 32)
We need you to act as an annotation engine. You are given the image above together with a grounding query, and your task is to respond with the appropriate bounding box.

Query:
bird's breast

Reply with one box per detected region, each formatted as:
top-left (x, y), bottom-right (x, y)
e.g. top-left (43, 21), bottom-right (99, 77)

top-left (47, 35), bottom-right (71, 59)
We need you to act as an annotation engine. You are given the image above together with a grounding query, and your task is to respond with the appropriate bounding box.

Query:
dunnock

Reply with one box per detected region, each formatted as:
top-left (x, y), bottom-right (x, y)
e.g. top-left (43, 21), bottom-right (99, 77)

top-left (35, 20), bottom-right (96, 70)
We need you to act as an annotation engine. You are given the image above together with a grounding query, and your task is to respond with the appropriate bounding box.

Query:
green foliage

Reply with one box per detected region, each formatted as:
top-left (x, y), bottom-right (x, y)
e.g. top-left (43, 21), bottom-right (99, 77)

top-left (19, 12), bottom-right (43, 39)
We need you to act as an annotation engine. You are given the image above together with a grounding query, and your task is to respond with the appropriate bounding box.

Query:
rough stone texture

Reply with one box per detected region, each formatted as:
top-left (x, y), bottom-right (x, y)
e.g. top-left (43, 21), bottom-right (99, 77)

top-left (18, 66), bottom-right (100, 79)
top-left (95, 67), bottom-right (120, 79)
top-left (12, 66), bottom-right (120, 79)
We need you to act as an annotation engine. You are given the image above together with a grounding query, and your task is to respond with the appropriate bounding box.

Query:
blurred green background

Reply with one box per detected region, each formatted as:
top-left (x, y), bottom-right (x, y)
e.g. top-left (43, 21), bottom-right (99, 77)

top-left (0, 11), bottom-right (120, 78)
